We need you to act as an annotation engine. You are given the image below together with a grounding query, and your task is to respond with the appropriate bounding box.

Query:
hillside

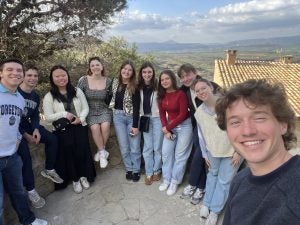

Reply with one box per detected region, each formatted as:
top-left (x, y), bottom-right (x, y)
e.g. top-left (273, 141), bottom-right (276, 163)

top-left (136, 35), bottom-right (300, 53)
top-left (136, 35), bottom-right (300, 80)
top-left (148, 48), bottom-right (300, 81)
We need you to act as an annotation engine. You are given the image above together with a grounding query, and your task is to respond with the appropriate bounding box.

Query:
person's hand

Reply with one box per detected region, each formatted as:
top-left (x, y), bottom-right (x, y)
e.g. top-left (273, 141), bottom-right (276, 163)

top-left (164, 132), bottom-right (172, 140)
top-left (131, 127), bottom-right (139, 136)
top-left (66, 112), bottom-right (76, 122)
top-left (32, 129), bottom-right (41, 144)
top-left (205, 157), bottom-right (211, 168)
top-left (71, 117), bottom-right (81, 125)
top-left (231, 152), bottom-right (241, 167)
top-left (23, 133), bottom-right (36, 144)
top-left (162, 126), bottom-right (168, 134)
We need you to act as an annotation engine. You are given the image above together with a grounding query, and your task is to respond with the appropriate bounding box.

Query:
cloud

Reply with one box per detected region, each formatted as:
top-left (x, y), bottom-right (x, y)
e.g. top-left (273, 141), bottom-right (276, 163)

top-left (112, 10), bottom-right (190, 31)
top-left (105, 0), bottom-right (300, 43)
top-left (206, 0), bottom-right (300, 26)
top-left (208, 0), bottom-right (298, 15)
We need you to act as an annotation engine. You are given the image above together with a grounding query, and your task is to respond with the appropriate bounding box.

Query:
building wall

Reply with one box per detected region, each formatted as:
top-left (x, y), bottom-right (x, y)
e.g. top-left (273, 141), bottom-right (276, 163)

top-left (213, 60), bottom-right (223, 87)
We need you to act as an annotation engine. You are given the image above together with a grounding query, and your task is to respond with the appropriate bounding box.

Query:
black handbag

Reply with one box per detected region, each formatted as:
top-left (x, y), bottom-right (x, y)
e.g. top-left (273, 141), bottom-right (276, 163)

top-left (105, 78), bottom-right (113, 105)
top-left (139, 91), bottom-right (154, 133)
top-left (52, 117), bottom-right (70, 131)
top-left (139, 116), bottom-right (150, 132)
top-left (52, 98), bottom-right (73, 131)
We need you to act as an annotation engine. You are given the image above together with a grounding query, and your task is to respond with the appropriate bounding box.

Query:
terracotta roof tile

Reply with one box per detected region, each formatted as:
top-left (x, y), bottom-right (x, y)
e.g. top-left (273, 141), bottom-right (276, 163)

top-left (214, 59), bottom-right (300, 117)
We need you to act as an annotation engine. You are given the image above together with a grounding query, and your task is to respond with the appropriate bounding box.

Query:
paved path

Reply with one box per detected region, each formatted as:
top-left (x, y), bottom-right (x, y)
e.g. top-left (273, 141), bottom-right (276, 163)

top-left (33, 148), bottom-right (299, 225)
top-left (33, 164), bottom-right (223, 225)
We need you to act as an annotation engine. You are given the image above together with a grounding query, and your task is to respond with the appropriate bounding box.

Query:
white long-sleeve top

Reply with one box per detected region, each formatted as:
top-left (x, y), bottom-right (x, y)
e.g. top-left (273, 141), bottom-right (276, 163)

top-left (139, 90), bottom-right (160, 117)
top-left (43, 88), bottom-right (89, 126)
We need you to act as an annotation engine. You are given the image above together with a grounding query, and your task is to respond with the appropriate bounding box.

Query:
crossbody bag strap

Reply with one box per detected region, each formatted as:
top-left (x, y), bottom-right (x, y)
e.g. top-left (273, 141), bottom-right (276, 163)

top-left (148, 91), bottom-right (154, 116)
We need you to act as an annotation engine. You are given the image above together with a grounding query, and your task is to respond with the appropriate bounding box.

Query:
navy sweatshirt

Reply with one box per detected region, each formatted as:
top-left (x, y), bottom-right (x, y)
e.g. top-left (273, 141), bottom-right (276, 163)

top-left (223, 155), bottom-right (300, 225)
top-left (18, 87), bottom-right (40, 134)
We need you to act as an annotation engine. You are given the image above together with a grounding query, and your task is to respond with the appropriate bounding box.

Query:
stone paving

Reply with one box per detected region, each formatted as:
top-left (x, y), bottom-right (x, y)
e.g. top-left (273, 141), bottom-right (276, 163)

top-left (24, 148), bottom-right (300, 225)
top-left (24, 124), bottom-right (299, 225)
top-left (33, 164), bottom-right (224, 225)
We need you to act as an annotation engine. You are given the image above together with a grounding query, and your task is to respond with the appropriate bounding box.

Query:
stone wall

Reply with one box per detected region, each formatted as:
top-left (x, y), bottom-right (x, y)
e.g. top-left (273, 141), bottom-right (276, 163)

top-left (4, 123), bottom-right (121, 224)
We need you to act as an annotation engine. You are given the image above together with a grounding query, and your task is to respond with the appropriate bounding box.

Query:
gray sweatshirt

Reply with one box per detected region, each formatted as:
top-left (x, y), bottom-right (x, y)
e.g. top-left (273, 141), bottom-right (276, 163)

top-left (0, 83), bottom-right (24, 157)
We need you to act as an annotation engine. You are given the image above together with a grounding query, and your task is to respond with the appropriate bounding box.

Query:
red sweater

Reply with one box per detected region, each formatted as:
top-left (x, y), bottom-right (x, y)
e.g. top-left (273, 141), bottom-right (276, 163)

top-left (159, 89), bottom-right (189, 131)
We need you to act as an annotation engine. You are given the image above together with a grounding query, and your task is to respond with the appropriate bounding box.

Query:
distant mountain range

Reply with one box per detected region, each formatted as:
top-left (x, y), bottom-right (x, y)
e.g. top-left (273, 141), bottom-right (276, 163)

top-left (135, 35), bottom-right (300, 53)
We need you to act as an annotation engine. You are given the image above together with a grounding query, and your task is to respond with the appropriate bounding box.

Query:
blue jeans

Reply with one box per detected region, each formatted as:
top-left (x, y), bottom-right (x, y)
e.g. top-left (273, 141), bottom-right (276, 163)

top-left (161, 118), bottom-right (193, 185)
top-left (113, 110), bottom-right (141, 173)
top-left (0, 173), bottom-right (3, 225)
top-left (203, 151), bottom-right (242, 214)
top-left (188, 127), bottom-right (207, 189)
top-left (0, 153), bottom-right (35, 224)
top-left (142, 117), bottom-right (163, 176)
top-left (18, 125), bottom-right (58, 191)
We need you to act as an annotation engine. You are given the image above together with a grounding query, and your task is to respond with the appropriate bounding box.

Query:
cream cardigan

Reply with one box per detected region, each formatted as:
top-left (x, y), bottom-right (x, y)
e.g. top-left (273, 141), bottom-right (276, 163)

top-left (43, 88), bottom-right (89, 126)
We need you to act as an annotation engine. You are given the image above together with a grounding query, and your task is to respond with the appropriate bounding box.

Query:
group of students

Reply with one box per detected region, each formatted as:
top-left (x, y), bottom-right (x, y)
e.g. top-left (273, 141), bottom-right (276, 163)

top-left (0, 57), bottom-right (299, 225)
top-left (79, 59), bottom-right (243, 225)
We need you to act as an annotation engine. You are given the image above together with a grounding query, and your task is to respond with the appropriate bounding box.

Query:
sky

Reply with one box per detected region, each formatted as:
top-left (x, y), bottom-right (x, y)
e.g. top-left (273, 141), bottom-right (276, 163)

top-left (103, 0), bottom-right (300, 44)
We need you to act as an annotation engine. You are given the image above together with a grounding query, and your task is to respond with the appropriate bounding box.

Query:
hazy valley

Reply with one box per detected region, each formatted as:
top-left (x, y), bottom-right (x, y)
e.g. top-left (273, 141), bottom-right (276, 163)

top-left (136, 35), bottom-right (300, 80)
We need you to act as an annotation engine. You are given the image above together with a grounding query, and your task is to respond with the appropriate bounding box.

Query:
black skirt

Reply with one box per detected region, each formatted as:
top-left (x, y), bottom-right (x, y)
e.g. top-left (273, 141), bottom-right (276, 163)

top-left (53, 124), bottom-right (96, 190)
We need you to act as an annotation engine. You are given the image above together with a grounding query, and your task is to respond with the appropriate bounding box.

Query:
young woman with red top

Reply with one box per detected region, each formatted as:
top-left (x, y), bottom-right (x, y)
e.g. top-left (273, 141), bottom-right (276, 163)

top-left (157, 69), bottom-right (193, 196)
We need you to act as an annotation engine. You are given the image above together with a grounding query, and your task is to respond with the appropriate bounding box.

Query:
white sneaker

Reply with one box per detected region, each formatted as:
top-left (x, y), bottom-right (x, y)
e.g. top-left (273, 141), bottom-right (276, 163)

top-left (41, 169), bottom-right (63, 184)
top-left (99, 150), bottom-right (109, 168)
top-left (159, 182), bottom-right (169, 191)
top-left (200, 205), bottom-right (210, 219)
top-left (28, 189), bottom-right (45, 208)
top-left (30, 218), bottom-right (49, 225)
top-left (205, 212), bottom-right (218, 225)
top-left (94, 151), bottom-right (100, 162)
top-left (166, 183), bottom-right (178, 196)
top-left (73, 181), bottom-right (83, 193)
top-left (80, 177), bottom-right (90, 189)
top-left (180, 184), bottom-right (196, 199)
top-left (190, 188), bottom-right (205, 205)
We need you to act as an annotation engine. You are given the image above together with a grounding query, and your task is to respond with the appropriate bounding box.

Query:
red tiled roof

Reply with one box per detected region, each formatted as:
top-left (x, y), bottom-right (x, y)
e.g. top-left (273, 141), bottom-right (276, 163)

top-left (214, 59), bottom-right (300, 117)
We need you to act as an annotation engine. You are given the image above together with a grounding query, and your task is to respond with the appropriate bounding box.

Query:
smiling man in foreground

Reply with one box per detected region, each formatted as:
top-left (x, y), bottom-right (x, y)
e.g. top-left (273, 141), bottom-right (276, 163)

top-left (215, 79), bottom-right (300, 225)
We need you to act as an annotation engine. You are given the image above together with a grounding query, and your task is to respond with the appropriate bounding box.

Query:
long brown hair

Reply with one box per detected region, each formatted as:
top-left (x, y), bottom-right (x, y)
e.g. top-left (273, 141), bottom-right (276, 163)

top-left (137, 61), bottom-right (158, 91)
top-left (118, 60), bottom-right (136, 95)
top-left (157, 69), bottom-right (178, 102)
top-left (87, 57), bottom-right (106, 76)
